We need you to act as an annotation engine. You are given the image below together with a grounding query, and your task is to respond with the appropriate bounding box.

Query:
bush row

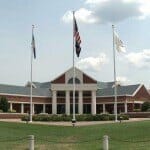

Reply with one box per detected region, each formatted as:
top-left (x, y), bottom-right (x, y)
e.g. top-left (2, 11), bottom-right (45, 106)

top-left (21, 114), bottom-right (129, 122)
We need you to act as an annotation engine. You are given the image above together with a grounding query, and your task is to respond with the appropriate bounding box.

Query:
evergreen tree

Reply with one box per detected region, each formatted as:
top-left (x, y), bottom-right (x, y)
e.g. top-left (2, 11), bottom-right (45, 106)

top-left (0, 97), bottom-right (9, 112)
top-left (142, 101), bottom-right (150, 112)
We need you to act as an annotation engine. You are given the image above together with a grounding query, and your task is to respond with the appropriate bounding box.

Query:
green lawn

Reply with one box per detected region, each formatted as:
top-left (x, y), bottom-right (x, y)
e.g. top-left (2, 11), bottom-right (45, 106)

top-left (0, 121), bottom-right (150, 150)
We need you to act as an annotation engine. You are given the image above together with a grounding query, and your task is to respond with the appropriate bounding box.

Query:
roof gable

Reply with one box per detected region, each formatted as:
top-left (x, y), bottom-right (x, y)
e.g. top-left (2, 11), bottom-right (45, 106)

top-left (83, 73), bottom-right (97, 84)
top-left (134, 85), bottom-right (150, 99)
top-left (51, 67), bottom-right (97, 84)
top-left (51, 74), bottom-right (65, 84)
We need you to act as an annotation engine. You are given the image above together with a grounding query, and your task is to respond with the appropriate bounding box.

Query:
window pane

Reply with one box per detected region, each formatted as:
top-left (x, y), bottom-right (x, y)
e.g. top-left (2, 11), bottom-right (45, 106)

top-left (57, 104), bottom-right (65, 114)
top-left (83, 104), bottom-right (91, 114)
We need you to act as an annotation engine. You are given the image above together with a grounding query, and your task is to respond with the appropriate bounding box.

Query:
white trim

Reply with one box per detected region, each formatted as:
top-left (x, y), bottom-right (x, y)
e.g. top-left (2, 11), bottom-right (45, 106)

top-left (96, 94), bottom-right (132, 98)
top-left (8, 101), bottom-right (51, 104)
top-left (92, 91), bottom-right (96, 115)
top-left (132, 84), bottom-right (142, 96)
top-left (103, 104), bottom-right (106, 113)
top-left (134, 101), bottom-right (144, 104)
top-left (0, 93), bottom-right (50, 98)
top-left (76, 67), bottom-right (97, 83)
top-left (96, 102), bottom-right (126, 104)
top-left (51, 84), bottom-right (97, 91)
top-left (51, 67), bottom-right (97, 84)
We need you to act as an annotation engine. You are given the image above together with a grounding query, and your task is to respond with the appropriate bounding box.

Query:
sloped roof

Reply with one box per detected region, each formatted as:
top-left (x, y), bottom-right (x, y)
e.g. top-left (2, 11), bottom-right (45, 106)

top-left (97, 81), bottom-right (115, 89)
top-left (32, 82), bottom-right (51, 88)
top-left (96, 84), bottom-right (141, 97)
top-left (0, 84), bottom-right (51, 97)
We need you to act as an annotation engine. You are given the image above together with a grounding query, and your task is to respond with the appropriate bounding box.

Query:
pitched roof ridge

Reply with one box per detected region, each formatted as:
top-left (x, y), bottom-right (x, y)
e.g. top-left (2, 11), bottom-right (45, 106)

top-left (120, 84), bottom-right (141, 87)
top-left (0, 83), bottom-right (25, 88)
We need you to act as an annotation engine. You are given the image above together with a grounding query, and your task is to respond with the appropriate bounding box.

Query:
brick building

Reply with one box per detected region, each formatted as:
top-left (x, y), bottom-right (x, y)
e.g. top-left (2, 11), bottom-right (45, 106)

top-left (0, 67), bottom-right (149, 114)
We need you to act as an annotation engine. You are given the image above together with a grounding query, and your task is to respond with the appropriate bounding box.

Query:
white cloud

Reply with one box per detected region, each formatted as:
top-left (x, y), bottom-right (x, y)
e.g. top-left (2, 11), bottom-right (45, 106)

top-left (85, 0), bottom-right (142, 24)
top-left (86, 0), bottom-right (109, 4)
top-left (116, 76), bottom-right (130, 85)
top-left (62, 8), bottom-right (99, 24)
top-left (125, 49), bottom-right (150, 68)
top-left (139, 0), bottom-right (150, 19)
top-left (62, 0), bottom-right (150, 24)
top-left (62, 11), bottom-right (73, 23)
top-left (76, 53), bottom-right (109, 72)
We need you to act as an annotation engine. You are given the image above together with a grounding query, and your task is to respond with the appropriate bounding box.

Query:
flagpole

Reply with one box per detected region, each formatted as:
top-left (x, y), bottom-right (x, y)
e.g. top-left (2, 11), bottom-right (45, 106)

top-left (112, 24), bottom-right (118, 122)
top-left (30, 25), bottom-right (34, 122)
top-left (72, 11), bottom-right (76, 126)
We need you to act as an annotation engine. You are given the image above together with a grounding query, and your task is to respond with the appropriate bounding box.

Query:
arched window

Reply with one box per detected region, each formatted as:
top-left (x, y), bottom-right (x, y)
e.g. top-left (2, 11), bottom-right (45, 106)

top-left (68, 77), bottom-right (80, 84)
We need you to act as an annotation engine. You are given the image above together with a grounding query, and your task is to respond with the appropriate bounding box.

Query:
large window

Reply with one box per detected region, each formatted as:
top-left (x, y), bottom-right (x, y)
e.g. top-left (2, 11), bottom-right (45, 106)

top-left (57, 104), bottom-right (65, 114)
top-left (34, 104), bottom-right (43, 114)
top-left (70, 104), bottom-right (78, 114)
top-left (12, 103), bottom-right (21, 113)
top-left (57, 91), bottom-right (65, 97)
top-left (96, 104), bottom-right (103, 114)
top-left (70, 91), bottom-right (79, 97)
top-left (24, 104), bottom-right (30, 113)
top-left (105, 104), bottom-right (114, 114)
top-left (46, 104), bottom-right (52, 114)
top-left (83, 91), bottom-right (91, 97)
top-left (83, 104), bottom-right (91, 114)
top-left (68, 78), bottom-right (80, 84)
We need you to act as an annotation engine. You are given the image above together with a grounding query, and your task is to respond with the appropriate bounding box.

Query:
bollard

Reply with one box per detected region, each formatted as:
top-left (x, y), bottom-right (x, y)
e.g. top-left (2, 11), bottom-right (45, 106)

top-left (103, 135), bottom-right (109, 150)
top-left (29, 135), bottom-right (34, 150)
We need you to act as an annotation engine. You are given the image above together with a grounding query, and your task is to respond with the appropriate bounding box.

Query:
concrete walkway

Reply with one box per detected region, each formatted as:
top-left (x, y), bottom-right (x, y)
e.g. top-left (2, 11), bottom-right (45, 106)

top-left (0, 118), bottom-right (150, 126)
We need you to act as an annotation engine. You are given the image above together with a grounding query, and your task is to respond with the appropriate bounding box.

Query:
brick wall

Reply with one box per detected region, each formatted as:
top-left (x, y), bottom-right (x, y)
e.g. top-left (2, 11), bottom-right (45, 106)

top-left (0, 113), bottom-right (26, 119)
top-left (0, 95), bottom-right (51, 104)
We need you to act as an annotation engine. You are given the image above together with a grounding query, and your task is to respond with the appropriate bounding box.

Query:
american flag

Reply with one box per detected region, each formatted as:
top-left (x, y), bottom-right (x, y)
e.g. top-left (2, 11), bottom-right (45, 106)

top-left (74, 15), bottom-right (81, 57)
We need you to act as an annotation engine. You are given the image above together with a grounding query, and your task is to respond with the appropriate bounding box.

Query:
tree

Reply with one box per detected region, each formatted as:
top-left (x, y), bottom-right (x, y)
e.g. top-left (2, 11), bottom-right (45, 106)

top-left (0, 97), bottom-right (9, 112)
top-left (141, 101), bottom-right (150, 112)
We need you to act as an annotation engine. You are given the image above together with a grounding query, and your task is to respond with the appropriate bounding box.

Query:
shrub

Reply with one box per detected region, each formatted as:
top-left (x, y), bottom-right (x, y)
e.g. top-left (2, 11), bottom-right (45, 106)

top-left (93, 115), bottom-right (101, 121)
top-left (21, 114), bottom-right (129, 122)
top-left (100, 114), bottom-right (109, 121)
top-left (118, 114), bottom-right (129, 120)
top-left (109, 114), bottom-right (115, 120)
top-left (0, 97), bottom-right (9, 112)
top-left (146, 108), bottom-right (150, 112)
top-left (133, 109), bottom-right (141, 112)
top-left (142, 102), bottom-right (150, 112)
top-left (8, 109), bottom-right (16, 113)
top-left (76, 115), bottom-right (87, 121)
top-left (61, 114), bottom-right (72, 121)
top-left (21, 115), bottom-right (29, 121)
top-left (33, 114), bottom-right (50, 121)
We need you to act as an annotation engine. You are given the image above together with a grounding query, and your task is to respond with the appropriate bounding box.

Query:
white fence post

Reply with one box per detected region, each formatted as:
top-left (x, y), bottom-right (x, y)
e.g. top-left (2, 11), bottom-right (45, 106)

top-left (103, 135), bottom-right (109, 150)
top-left (29, 135), bottom-right (34, 150)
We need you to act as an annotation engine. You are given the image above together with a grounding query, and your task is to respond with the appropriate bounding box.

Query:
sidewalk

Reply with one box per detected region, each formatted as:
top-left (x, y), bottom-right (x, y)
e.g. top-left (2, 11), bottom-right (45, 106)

top-left (0, 118), bottom-right (150, 126)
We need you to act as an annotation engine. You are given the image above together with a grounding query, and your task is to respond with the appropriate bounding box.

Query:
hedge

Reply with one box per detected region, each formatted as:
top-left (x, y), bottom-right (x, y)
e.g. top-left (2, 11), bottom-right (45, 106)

top-left (21, 114), bottom-right (129, 122)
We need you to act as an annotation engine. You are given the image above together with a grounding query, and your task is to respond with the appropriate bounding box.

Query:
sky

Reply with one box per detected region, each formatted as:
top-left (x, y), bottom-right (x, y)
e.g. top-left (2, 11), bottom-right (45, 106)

top-left (0, 0), bottom-right (149, 88)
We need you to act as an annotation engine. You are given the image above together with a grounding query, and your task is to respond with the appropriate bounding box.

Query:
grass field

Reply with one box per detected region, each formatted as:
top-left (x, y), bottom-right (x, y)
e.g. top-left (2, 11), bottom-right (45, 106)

top-left (0, 121), bottom-right (150, 150)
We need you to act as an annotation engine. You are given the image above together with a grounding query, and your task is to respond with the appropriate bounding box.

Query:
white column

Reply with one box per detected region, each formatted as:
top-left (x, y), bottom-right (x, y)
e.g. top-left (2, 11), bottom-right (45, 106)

top-left (32, 104), bottom-right (34, 114)
top-left (125, 102), bottom-right (127, 113)
top-left (66, 91), bottom-right (70, 115)
top-left (21, 103), bottom-right (24, 114)
top-left (79, 91), bottom-right (83, 114)
top-left (92, 91), bottom-right (96, 115)
top-left (103, 104), bottom-right (106, 113)
top-left (10, 103), bottom-right (12, 111)
top-left (52, 90), bottom-right (57, 114)
top-left (43, 104), bottom-right (46, 113)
